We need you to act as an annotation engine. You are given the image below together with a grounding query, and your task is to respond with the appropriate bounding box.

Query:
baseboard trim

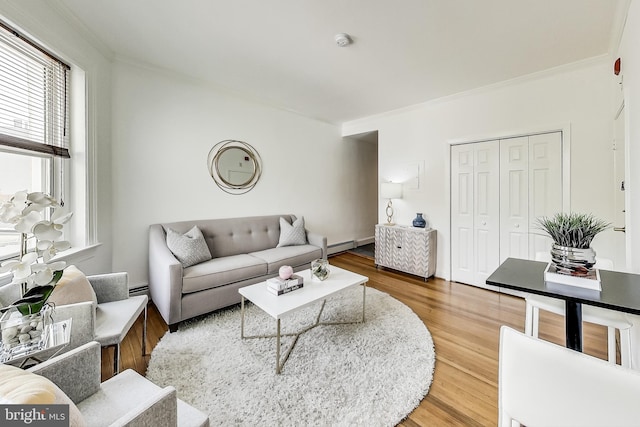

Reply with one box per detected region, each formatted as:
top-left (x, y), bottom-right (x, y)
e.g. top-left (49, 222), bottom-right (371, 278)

top-left (328, 241), bottom-right (356, 255)
top-left (355, 236), bottom-right (374, 246)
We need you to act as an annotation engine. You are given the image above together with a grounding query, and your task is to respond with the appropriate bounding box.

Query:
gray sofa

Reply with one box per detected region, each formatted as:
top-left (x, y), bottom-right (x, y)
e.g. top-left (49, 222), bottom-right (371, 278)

top-left (148, 215), bottom-right (327, 331)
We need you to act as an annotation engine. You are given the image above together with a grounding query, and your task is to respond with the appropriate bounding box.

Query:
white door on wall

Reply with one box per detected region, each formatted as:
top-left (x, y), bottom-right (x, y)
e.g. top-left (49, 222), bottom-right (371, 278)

top-left (474, 140), bottom-right (500, 284)
top-left (499, 133), bottom-right (562, 263)
top-left (451, 141), bottom-right (500, 286)
top-left (451, 144), bottom-right (475, 285)
top-left (451, 131), bottom-right (563, 288)
top-left (528, 132), bottom-right (563, 258)
top-left (499, 137), bottom-right (530, 263)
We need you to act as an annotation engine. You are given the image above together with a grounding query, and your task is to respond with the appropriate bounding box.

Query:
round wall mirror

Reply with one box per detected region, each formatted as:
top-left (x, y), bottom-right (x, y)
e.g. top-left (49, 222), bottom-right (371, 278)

top-left (207, 140), bottom-right (262, 194)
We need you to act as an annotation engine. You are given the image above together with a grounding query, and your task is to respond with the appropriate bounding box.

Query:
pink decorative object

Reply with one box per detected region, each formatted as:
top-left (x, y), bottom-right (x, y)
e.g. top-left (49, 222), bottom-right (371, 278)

top-left (279, 265), bottom-right (293, 280)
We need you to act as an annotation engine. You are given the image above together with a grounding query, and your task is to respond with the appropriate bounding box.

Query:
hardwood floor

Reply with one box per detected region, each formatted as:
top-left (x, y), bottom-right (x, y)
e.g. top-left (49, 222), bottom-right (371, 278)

top-left (105, 252), bottom-right (610, 426)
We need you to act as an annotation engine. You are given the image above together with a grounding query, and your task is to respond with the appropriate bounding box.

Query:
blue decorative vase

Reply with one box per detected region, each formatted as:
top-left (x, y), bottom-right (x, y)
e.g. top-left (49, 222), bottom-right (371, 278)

top-left (412, 213), bottom-right (427, 228)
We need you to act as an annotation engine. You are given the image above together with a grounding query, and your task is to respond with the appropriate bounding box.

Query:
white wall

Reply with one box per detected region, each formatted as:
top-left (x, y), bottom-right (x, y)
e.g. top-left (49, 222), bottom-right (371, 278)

top-left (618, 0), bottom-right (640, 273)
top-left (112, 60), bottom-right (376, 287)
top-left (0, 1), bottom-right (113, 275)
top-left (343, 59), bottom-right (614, 280)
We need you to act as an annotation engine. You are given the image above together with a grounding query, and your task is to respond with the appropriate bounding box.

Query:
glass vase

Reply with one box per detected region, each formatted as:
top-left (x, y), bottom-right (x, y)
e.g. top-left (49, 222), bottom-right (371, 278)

top-left (0, 305), bottom-right (51, 361)
top-left (311, 259), bottom-right (330, 281)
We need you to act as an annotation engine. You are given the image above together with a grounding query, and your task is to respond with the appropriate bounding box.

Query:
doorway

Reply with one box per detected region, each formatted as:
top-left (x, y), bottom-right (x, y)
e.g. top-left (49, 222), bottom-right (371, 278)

top-left (345, 131), bottom-right (378, 252)
top-left (613, 103), bottom-right (627, 270)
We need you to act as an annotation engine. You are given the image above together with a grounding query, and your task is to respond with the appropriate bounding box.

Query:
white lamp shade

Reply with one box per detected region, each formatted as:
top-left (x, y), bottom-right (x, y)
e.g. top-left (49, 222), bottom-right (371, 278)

top-left (381, 182), bottom-right (402, 199)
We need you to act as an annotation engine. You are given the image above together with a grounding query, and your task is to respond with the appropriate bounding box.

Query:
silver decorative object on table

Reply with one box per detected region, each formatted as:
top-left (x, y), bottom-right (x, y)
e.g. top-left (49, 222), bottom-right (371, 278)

top-left (550, 244), bottom-right (596, 277)
top-left (535, 212), bottom-right (610, 277)
top-left (311, 259), bottom-right (330, 281)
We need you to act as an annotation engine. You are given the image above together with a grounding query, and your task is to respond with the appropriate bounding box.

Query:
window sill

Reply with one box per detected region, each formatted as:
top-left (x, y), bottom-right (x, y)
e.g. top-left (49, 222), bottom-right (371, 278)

top-left (0, 243), bottom-right (102, 287)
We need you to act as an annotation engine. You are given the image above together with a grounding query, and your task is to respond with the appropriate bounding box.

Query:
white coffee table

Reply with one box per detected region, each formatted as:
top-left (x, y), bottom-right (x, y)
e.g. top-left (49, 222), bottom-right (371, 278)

top-left (239, 265), bottom-right (368, 374)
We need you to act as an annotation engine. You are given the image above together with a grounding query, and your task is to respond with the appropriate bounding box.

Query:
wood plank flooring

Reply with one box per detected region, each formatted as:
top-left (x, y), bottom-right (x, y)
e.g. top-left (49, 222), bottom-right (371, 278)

top-left (104, 252), bottom-right (610, 426)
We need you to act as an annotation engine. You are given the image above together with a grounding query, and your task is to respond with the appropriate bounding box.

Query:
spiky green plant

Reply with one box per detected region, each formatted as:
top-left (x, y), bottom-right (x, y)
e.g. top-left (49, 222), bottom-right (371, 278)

top-left (535, 212), bottom-right (610, 249)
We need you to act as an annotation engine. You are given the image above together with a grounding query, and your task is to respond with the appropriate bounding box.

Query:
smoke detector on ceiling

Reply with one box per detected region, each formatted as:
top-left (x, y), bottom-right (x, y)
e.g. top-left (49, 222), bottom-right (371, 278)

top-left (335, 33), bottom-right (352, 47)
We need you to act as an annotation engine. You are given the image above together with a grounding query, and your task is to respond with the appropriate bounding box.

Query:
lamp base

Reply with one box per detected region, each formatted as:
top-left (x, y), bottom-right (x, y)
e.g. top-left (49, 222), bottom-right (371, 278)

top-left (385, 201), bottom-right (395, 226)
top-left (384, 222), bottom-right (396, 226)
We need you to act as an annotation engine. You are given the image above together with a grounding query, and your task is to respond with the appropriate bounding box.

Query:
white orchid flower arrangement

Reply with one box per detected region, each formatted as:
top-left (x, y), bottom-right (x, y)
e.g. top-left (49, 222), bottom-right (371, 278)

top-left (0, 191), bottom-right (72, 315)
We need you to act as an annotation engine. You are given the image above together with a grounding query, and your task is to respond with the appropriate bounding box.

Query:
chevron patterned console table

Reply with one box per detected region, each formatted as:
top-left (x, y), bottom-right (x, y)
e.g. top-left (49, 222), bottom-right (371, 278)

top-left (374, 224), bottom-right (437, 280)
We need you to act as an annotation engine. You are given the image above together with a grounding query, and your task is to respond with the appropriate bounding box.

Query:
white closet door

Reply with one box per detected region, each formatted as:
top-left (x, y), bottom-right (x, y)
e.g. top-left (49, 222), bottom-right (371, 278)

top-left (500, 137), bottom-right (529, 263)
top-left (451, 132), bottom-right (562, 287)
top-left (528, 132), bottom-right (563, 258)
top-left (474, 140), bottom-right (500, 284)
top-left (451, 144), bottom-right (475, 284)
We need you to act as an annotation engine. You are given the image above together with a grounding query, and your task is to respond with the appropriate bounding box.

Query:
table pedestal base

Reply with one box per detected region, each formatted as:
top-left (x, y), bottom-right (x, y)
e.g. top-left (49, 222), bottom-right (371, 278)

top-left (565, 300), bottom-right (583, 352)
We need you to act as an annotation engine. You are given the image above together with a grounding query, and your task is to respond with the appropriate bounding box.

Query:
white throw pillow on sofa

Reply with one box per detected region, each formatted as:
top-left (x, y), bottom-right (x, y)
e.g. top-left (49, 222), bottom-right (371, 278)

top-left (166, 226), bottom-right (212, 267)
top-left (277, 216), bottom-right (307, 247)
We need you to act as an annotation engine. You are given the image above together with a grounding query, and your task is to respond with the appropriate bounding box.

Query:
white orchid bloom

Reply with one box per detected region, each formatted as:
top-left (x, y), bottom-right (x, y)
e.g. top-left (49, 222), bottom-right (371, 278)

top-left (32, 221), bottom-right (63, 242)
top-left (27, 192), bottom-right (56, 205)
top-left (0, 190), bottom-right (28, 220)
top-left (15, 211), bottom-right (44, 234)
top-left (37, 240), bottom-right (71, 262)
top-left (0, 200), bottom-right (23, 223)
top-left (22, 192), bottom-right (57, 215)
top-left (31, 261), bottom-right (66, 286)
top-left (51, 208), bottom-right (73, 225)
top-left (0, 252), bottom-right (38, 282)
top-left (12, 190), bottom-right (28, 204)
top-left (0, 258), bottom-right (20, 274)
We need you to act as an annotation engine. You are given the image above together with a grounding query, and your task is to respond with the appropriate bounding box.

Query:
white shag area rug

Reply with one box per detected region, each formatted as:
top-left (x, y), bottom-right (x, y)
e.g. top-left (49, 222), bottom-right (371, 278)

top-left (146, 286), bottom-right (435, 426)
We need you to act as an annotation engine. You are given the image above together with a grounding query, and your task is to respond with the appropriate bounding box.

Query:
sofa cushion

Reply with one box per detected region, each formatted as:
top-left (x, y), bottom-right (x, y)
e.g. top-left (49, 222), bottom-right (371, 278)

top-left (277, 216), bottom-right (307, 247)
top-left (182, 254), bottom-right (267, 294)
top-left (250, 244), bottom-right (322, 274)
top-left (166, 226), bottom-right (212, 268)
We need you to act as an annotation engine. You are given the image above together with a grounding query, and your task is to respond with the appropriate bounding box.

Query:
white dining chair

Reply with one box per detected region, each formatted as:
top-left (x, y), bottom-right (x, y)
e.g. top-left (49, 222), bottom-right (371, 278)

top-left (499, 326), bottom-right (640, 427)
top-left (525, 253), bottom-right (632, 367)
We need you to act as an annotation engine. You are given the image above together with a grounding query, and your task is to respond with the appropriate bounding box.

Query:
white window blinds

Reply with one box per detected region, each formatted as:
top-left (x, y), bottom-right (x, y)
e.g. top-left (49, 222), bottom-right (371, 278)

top-left (0, 21), bottom-right (70, 158)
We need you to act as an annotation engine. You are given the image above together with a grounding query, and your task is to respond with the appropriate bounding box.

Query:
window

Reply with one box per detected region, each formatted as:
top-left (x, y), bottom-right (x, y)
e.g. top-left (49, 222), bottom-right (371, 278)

top-left (0, 20), bottom-right (70, 260)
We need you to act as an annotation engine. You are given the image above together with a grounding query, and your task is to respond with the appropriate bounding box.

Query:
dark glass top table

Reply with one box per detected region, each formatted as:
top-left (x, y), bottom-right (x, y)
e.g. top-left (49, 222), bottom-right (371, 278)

top-left (486, 258), bottom-right (640, 352)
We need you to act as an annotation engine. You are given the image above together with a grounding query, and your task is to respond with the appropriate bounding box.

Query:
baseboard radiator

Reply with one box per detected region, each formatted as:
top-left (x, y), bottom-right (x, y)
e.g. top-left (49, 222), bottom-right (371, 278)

top-left (129, 285), bottom-right (149, 297)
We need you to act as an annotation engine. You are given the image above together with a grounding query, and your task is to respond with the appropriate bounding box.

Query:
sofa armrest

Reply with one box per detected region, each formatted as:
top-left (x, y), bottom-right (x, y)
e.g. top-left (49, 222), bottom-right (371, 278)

top-left (113, 385), bottom-right (178, 427)
top-left (87, 272), bottom-right (129, 303)
top-left (29, 341), bottom-right (101, 403)
top-left (307, 231), bottom-right (327, 260)
top-left (149, 224), bottom-right (184, 327)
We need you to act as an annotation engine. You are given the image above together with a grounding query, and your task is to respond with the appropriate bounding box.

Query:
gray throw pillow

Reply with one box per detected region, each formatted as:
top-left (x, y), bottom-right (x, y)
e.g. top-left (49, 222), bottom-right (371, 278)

top-left (166, 226), bottom-right (212, 268)
top-left (277, 216), bottom-right (307, 247)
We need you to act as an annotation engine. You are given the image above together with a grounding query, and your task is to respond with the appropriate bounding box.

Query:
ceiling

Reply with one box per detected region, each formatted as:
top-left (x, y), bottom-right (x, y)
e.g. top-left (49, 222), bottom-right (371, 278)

top-left (53, 0), bottom-right (624, 124)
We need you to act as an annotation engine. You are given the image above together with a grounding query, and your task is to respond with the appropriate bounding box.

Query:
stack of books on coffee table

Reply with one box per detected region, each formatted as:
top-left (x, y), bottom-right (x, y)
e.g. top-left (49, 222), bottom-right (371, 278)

top-left (266, 274), bottom-right (304, 295)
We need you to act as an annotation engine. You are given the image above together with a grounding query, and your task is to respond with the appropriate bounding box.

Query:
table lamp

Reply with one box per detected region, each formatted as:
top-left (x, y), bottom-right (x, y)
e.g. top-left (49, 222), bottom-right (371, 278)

top-left (381, 182), bottom-right (402, 226)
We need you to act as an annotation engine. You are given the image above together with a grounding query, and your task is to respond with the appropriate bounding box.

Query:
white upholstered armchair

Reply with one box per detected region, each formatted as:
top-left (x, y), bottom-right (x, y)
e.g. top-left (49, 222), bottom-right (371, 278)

top-left (1, 269), bottom-right (147, 376)
top-left (28, 340), bottom-right (210, 426)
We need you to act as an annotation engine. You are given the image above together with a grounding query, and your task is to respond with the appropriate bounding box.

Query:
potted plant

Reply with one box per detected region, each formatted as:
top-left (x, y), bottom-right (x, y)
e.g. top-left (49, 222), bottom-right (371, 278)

top-left (0, 191), bottom-right (72, 353)
top-left (535, 212), bottom-right (610, 277)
